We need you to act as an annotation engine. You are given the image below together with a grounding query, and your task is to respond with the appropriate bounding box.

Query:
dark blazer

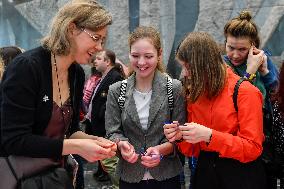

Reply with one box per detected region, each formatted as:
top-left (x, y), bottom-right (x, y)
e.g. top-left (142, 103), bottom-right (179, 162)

top-left (105, 71), bottom-right (186, 183)
top-left (0, 46), bottom-right (85, 158)
top-left (86, 67), bottom-right (123, 137)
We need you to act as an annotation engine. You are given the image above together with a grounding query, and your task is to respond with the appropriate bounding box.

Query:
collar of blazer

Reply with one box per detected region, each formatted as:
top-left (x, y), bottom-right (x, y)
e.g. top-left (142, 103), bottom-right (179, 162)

top-left (124, 71), bottom-right (168, 131)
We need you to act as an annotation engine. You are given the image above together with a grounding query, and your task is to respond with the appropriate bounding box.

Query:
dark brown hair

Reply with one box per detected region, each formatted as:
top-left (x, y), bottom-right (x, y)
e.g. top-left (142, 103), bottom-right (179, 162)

top-left (224, 10), bottom-right (260, 48)
top-left (0, 46), bottom-right (23, 67)
top-left (103, 49), bottom-right (126, 78)
top-left (114, 63), bottom-right (126, 79)
top-left (103, 49), bottom-right (116, 66)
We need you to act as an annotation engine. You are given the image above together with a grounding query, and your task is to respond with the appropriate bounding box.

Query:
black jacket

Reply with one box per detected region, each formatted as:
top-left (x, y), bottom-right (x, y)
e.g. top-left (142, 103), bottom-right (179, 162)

top-left (86, 68), bottom-right (123, 137)
top-left (0, 46), bottom-right (85, 158)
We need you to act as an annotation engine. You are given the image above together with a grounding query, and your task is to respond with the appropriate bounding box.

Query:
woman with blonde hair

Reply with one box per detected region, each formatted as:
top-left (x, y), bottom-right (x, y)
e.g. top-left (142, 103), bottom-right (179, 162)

top-left (0, 1), bottom-right (116, 188)
top-left (164, 32), bottom-right (267, 189)
top-left (105, 26), bottom-right (185, 189)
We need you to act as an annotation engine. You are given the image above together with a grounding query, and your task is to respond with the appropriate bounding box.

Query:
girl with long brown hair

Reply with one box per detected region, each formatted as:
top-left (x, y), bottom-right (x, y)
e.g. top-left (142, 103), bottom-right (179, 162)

top-left (164, 32), bottom-right (266, 189)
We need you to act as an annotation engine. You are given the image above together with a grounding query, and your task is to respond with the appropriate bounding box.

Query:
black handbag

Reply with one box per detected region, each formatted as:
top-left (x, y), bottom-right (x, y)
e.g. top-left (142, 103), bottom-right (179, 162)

top-left (18, 167), bottom-right (72, 189)
top-left (233, 78), bottom-right (282, 176)
top-left (4, 156), bottom-right (73, 189)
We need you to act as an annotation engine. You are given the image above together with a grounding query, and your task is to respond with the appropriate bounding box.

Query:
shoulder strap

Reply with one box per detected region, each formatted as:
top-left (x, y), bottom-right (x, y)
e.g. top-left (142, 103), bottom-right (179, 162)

top-left (118, 79), bottom-right (127, 110)
top-left (166, 76), bottom-right (174, 113)
top-left (117, 77), bottom-right (174, 114)
top-left (233, 77), bottom-right (246, 112)
top-left (5, 157), bottom-right (19, 181)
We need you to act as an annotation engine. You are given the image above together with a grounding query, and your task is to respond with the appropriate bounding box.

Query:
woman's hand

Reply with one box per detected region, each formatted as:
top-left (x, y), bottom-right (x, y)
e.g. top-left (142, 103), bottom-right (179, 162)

top-left (163, 121), bottom-right (182, 142)
top-left (141, 147), bottom-right (161, 168)
top-left (93, 136), bottom-right (118, 152)
top-left (258, 54), bottom-right (269, 76)
top-left (246, 46), bottom-right (265, 75)
top-left (63, 138), bottom-right (117, 162)
top-left (117, 141), bottom-right (139, 163)
top-left (179, 122), bottom-right (212, 144)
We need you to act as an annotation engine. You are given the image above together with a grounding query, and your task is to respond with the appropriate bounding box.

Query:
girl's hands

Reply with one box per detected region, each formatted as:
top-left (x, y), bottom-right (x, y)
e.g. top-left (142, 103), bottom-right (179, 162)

top-left (179, 122), bottom-right (212, 144)
top-left (117, 141), bottom-right (139, 163)
top-left (258, 53), bottom-right (269, 76)
top-left (163, 121), bottom-right (182, 142)
top-left (141, 147), bottom-right (161, 168)
top-left (247, 46), bottom-right (266, 75)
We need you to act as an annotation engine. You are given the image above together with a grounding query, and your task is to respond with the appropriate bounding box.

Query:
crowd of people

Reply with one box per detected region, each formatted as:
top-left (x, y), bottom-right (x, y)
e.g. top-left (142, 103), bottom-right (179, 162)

top-left (0, 0), bottom-right (283, 189)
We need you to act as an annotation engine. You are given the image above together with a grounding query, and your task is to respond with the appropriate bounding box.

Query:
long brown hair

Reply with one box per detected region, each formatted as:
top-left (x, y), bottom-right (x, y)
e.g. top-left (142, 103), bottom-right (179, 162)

top-left (176, 32), bottom-right (226, 103)
top-left (103, 49), bottom-right (126, 78)
top-left (224, 10), bottom-right (260, 48)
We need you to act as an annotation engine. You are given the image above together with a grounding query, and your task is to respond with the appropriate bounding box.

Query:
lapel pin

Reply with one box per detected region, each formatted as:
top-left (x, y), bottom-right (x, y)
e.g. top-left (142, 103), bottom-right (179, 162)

top-left (43, 95), bottom-right (49, 102)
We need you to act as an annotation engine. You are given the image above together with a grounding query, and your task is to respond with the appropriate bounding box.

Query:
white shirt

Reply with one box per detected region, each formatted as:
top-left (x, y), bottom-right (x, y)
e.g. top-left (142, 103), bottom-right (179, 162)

top-left (133, 88), bottom-right (154, 180)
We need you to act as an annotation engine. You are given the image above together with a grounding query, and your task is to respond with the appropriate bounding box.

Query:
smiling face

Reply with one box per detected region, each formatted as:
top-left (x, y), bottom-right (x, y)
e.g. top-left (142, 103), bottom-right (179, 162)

top-left (129, 38), bottom-right (160, 80)
top-left (225, 35), bottom-right (252, 66)
top-left (71, 26), bottom-right (108, 64)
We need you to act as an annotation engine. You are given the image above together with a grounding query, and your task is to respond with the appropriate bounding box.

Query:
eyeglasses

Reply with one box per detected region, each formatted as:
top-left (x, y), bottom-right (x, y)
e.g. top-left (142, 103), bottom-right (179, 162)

top-left (81, 28), bottom-right (105, 46)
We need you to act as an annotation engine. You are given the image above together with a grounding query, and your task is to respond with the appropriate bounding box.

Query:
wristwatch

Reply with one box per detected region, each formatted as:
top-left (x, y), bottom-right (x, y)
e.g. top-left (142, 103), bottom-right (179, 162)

top-left (243, 72), bottom-right (256, 82)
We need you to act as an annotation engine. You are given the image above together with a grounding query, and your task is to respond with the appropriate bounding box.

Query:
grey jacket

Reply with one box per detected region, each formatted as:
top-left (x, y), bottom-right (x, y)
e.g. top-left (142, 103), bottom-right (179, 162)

top-left (105, 71), bottom-right (186, 183)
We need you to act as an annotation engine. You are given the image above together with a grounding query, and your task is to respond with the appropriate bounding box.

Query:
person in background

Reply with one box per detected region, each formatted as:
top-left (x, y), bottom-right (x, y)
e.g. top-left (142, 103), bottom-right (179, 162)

top-left (223, 10), bottom-right (278, 91)
top-left (0, 56), bottom-right (4, 80)
top-left (164, 32), bottom-right (266, 189)
top-left (271, 62), bottom-right (284, 189)
top-left (82, 55), bottom-right (102, 114)
top-left (105, 26), bottom-right (185, 189)
top-left (85, 49), bottom-right (123, 188)
top-left (223, 10), bottom-right (278, 102)
top-left (115, 58), bottom-right (129, 78)
top-left (223, 10), bottom-right (279, 188)
top-left (0, 46), bottom-right (24, 68)
top-left (78, 55), bottom-right (103, 189)
top-left (0, 1), bottom-right (116, 188)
